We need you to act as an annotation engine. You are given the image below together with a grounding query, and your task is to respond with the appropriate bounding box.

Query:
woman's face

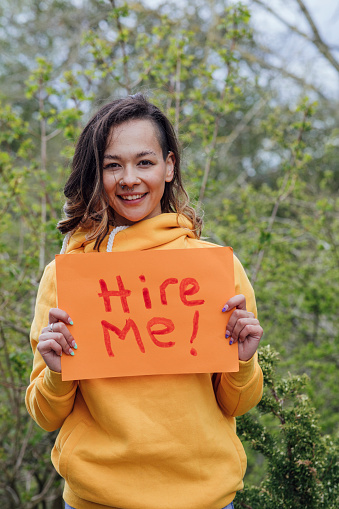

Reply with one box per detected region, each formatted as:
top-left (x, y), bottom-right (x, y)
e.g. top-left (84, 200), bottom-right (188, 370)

top-left (103, 119), bottom-right (175, 226)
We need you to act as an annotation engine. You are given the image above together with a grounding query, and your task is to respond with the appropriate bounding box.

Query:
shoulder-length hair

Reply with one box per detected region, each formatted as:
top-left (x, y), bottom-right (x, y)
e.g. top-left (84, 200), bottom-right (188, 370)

top-left (57, 93), bottom-right (202, 249)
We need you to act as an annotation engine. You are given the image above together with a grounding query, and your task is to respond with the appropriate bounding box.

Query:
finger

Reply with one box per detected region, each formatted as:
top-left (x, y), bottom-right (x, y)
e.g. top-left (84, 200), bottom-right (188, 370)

top-left (41, 321), bottom-right (77, 348)
top-left (37, 338), bottom-right (63, 357)
top-left (238, 324), bottom-right (263, 344)
top-left (50, 321), bottom-right (77, 350)
top-left (227, 309), bottom-right (255, 330)
top-left (49, 308), bottom-right (74, 326)
top-left (225, 309), bottom-right (255, 338)
top-left (230, 319), bottom-right (260, 344)
top-left (39, 332), bottom-right (75, 356)
top-left (222, 294), bottom-right (246, 313)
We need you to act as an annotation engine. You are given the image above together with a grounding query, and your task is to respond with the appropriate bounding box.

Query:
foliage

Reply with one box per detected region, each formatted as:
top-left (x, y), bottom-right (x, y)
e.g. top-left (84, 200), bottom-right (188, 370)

top-left (236, 345), bottom-right (339, 508)
top-left (0, 0), bottom-right (338, 506)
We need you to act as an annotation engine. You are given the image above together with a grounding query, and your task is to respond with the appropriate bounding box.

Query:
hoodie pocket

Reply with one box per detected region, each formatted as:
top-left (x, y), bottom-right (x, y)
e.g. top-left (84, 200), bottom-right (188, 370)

top-left (54, 419), bottom-right (89, 480)
top-left (230, 431), bottom-right (247, 478)
top-left (223, 415), bottom-right (247, 478)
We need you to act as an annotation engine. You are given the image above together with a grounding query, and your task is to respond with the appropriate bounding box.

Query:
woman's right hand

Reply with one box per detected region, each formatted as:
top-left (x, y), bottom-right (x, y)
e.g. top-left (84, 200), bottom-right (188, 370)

top-left (37, 308), bottom-right (77, 373)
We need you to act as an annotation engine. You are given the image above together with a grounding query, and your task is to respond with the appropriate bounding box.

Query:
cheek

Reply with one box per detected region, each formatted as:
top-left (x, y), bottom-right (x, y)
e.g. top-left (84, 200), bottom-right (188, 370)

top-left (103, 174), bottom-right (117, 195)
top-left (152, 171), bottom-right (168, 190)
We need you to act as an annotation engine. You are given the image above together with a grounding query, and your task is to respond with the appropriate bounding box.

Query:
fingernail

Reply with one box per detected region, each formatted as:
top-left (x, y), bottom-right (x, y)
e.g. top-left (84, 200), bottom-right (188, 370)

top-left (68, 318), bottom-right (74, 325)
top-left (225, 332), bottom-right (230, 338)
top-left (222, 305), bottom-right (228, 312)
top-left (60, 352), bottom-right (62, 357)
top-left (71, 340), bottom-right (77, 349)
top-left (70, 350), bottom-right (75, 356)
top-left (229, 339), bottom-right (233, 345)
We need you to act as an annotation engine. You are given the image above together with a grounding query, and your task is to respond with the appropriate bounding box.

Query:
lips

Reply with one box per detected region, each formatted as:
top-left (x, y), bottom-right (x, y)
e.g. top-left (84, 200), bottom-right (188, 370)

top-left (119, 193), bottom-right (147, 201)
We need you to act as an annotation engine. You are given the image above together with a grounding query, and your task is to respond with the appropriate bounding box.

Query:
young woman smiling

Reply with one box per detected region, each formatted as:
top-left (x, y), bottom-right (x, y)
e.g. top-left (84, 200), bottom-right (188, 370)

top-left (26, 94), bottom-right (263, 509)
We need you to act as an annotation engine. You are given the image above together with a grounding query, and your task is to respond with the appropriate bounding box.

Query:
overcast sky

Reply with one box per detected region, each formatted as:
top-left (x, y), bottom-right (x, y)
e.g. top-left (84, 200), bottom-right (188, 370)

top-left (142, 0), bottom-right (339, 98)
top-left (247, 0), bottom-right (339, 98)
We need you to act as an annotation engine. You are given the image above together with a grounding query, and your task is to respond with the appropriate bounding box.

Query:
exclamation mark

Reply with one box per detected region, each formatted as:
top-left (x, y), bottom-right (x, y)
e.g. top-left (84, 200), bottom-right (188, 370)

top-left (190, 310), bottom-right (200, 356)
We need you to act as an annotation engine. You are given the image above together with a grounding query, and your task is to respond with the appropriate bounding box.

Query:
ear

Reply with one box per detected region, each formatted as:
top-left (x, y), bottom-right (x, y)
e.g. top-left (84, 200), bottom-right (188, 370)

top-left (165, 151), bottom-right (175, 182)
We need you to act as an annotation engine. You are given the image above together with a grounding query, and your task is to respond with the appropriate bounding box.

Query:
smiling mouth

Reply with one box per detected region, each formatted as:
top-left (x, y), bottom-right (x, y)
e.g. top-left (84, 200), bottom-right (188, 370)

top-left (119, 193), bottom-right (147, 201)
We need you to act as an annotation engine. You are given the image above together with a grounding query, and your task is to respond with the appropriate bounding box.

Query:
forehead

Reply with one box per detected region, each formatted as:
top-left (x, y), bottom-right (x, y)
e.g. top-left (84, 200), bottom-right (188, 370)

top-left (105, 119), bottom-right (162, 153)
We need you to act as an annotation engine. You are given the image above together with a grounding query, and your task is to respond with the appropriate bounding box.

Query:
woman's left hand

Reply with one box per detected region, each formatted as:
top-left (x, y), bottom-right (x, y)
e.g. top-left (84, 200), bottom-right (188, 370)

top-left (222, 294), bottom-right (263, 361)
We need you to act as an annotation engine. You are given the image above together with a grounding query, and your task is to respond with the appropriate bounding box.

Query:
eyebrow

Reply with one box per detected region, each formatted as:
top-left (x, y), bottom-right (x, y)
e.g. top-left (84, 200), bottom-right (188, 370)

top-left (103, 150), bottom-right (157, 160)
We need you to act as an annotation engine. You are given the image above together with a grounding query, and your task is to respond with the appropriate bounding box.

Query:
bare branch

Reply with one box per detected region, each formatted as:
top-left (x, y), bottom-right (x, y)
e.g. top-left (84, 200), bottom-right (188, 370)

top-left (0, 325), bottom-right (16, 406)
top-left (251, 0), bottom-right (314, 43)
top-left (199, 98), bottom-right (266, 202)
top-left (251, 107), bottom-right (310, 284)
top-left (251, 0), bottom-right (339, 74)
top-left (0, 316), bottom-right (29, 335)
top-left (238, 502), bottom-right (254, 509)
top-left (199, 116), bottom-right (220, 202)
top-left (45, 128), bottom-right (62, 142)
top-left (39, 82), bottom-right (47, 273)
top-left (110, 0), bottom-right (131, 93)
top-left (238, 47), bottom-right (327, 99)
top-left (295, 0), bottom-right (325, 42)
top-left (0, 380), bottom-right (27, 390)
top-left (131, 64), bottom-right (152, 89)
top-left (175, 53), bottom-right (181, 135)
top-left (218, 97), bottom-right (266, 148)
top-left (26, 469), bottom-right (59, 508)
top-left (199, 17), bottom-right (240, 203)
top-left (13, 420), bottom-right (34, 476)
top-left (295, 0), bottom-right (339, 73)
top-left (5, 485), bottom-right (20, 505)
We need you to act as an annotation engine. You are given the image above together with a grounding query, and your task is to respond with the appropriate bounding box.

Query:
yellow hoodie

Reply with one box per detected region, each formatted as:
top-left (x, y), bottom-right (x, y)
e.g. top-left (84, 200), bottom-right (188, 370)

top-left (26, 213), bottom-right (263, 509)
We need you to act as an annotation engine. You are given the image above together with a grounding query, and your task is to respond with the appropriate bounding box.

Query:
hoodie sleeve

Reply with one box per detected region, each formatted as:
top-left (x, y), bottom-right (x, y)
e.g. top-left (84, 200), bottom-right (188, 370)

top-left (25, 261), bottom-right (77, 432)
top-left (213, 255), bottom-right (263, 417)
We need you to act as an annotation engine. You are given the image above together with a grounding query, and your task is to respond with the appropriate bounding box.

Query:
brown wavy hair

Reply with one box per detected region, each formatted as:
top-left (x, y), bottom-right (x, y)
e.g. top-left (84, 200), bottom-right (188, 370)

top-left (57, 93), bottom-right (202, 249)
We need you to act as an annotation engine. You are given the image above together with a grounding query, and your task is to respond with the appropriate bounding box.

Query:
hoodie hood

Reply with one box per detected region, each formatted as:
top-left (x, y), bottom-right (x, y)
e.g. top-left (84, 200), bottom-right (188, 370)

top-left (64, 213), bottom-right (197, 254)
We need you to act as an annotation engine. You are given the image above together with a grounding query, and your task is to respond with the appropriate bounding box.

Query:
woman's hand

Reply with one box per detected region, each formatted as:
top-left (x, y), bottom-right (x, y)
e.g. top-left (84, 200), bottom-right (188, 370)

top-left (37, 308), bottom-right (77, 373)
top-left (222, 294), bottom-right (263, 362)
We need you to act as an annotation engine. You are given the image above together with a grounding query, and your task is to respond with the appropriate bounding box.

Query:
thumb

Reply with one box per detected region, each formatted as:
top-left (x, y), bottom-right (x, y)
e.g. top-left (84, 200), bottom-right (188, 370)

top-left (222, 294), bottom-right (246, 312)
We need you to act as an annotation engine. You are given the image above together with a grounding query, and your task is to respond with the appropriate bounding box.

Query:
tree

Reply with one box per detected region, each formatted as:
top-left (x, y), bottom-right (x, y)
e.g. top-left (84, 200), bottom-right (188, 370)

top-left (236, 345), bottom-right (339, 508)
top-left (0, 0), bottom-right (338, 506)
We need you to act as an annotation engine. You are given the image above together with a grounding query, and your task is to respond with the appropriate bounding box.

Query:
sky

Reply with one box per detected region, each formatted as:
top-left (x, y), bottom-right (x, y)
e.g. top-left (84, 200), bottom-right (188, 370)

top-left (142, 0), bottom-right (339, 99)
top-left (246, 0), bottom-right (339, 98)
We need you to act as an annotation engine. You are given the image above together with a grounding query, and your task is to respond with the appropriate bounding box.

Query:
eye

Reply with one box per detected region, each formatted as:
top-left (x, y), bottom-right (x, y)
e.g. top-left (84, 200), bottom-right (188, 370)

top-left (138, 160), bottom-right (154, 167)
top-left (103, 162), bottom-right (121, 170)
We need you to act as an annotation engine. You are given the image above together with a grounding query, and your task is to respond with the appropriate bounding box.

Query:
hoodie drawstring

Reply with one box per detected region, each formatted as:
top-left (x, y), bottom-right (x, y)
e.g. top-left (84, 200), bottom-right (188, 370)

top-left (60, 232), bottom-right (72, 254)
top-left (106, 226), bottom-right (130, 252)
top-left (60, 226), bottom-right (130, 254)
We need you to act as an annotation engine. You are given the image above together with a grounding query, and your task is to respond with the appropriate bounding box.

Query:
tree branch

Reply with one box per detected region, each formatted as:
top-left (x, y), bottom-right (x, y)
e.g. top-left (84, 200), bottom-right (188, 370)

top-left (26, 469), bottom-right (59, 508)
top-left (239, 502), bottom-right (254, 509)
top-left (251, 0), bottom-right (314, 44)
top-left (175, 51), bottom-right (181, 135)
top-left (0, 316), bottom-right (29, 335)
top-left (39, 80), bottom-right (47, 273)
top-left (199, 116), bottom-right (220, 202)
top-left (251, 107), bottom-right (310, 284)
top-left (199, 15), bottom-right (240, 202)
top-left (199, 97), bottom-right (266, 202)
top-left (295, 0), bottom-right (339, 73)
top-left (45, 128), bottom-right (62, 142)
top-left (238, 47), bottom-right (327, 99)
top-left (218, 97), bottom-right (266, 147)
top-left (110, 0), bottom-right (131, 93)
top-left (251, 0), bottom-right (339, 74)
top-left (13, 420), bottom-right (34, 477)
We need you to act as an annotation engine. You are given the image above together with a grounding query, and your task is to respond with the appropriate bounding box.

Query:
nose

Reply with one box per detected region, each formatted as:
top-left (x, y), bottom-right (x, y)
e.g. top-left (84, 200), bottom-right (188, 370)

top-left (120, 166), bottom-right (140, 188)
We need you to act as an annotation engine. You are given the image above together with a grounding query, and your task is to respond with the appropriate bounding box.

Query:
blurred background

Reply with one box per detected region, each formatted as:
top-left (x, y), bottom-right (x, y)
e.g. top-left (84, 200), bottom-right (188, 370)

top-left (0, 0), bottom-right (338, 507)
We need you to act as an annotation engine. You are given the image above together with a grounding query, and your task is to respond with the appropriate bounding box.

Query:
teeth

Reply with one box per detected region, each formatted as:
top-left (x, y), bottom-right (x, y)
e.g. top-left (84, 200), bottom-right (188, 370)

top-left (121, 194), bottom-right (144, 201)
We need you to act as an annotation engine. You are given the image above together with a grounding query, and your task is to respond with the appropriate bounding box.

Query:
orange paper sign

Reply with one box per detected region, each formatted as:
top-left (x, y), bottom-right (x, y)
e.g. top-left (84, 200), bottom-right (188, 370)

top-left (55, 247), bottom-right (238, 380)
